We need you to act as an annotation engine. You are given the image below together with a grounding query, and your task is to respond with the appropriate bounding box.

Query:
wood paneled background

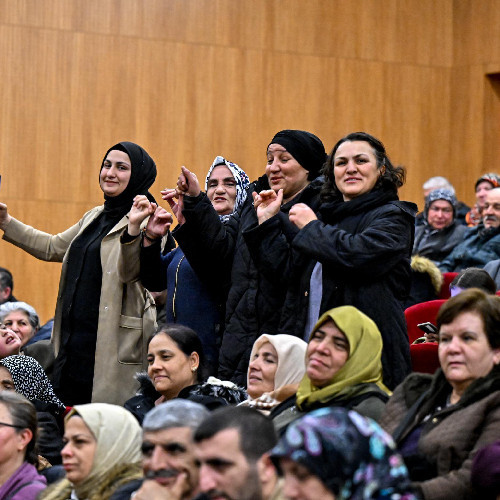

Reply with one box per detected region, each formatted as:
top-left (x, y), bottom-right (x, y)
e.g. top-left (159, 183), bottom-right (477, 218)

top-left (0, 0), bottom-right (498, 322)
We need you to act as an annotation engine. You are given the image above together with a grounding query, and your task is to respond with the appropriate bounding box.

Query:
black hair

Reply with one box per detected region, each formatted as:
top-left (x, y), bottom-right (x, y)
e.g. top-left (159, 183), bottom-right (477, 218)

top-left (0, 392), bottom-right (39, 466)
top-left (148, 323), bottom-right (207, 382)
top-left (194, 406), bottom-right (277, 462)
top-left (321, 132), bottom-right (406, 202)
top-left (0, 267), bottom-right (13, 297)
top-left (451, 268), bottom-right (497, 295)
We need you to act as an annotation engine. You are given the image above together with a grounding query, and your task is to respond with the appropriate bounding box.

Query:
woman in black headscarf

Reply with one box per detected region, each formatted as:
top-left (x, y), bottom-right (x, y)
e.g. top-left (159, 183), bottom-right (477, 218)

top-left (0, 142), bottom-right (157, 406)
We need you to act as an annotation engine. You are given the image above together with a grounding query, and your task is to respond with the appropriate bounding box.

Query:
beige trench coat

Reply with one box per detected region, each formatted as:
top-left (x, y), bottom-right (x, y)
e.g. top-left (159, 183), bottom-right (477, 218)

top-left (3, 206), bottom-right (156, 405)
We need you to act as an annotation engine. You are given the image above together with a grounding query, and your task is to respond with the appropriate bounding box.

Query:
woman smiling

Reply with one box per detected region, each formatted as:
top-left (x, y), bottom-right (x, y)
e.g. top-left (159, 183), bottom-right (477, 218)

top-left (251, 132), bottom-right (416, 389)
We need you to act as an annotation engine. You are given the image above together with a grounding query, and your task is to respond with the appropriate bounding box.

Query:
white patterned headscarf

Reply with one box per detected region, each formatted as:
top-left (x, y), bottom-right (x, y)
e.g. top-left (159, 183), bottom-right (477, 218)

top-left (0, 355), bottom-right (65, 410)
top-left (204, 156), bottom-right (250, 223)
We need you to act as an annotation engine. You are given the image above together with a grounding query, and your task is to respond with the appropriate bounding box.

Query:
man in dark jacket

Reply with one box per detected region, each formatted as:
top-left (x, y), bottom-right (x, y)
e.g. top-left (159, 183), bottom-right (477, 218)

top-left (440, 188), bottom-right (500, 272)
top-left (413, 188), bottom-right (467, 264)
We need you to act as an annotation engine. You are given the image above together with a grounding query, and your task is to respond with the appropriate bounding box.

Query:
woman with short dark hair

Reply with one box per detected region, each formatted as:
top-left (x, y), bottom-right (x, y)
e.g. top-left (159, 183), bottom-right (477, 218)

top-left (380, 289), bottom-right (500, 499)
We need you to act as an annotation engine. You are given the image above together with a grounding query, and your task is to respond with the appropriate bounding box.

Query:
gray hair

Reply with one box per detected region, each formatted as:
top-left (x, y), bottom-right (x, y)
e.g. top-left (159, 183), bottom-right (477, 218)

top-left (422, 176), bottom-right (455, 194)
top-left (142, 399), bottom-right (210, 433)
top-left (0, 302), bottom-right (40, 331)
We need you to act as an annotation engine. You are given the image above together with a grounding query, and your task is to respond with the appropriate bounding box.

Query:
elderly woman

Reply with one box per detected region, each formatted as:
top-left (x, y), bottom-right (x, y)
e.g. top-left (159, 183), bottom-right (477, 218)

top-left (271, 306), bottom-right (391, 432)
top-left (0, 323), bottom-right (22, 359)
top-left (0, 392), bottom-right (47, 499)
top-left (41, 403), bottom-right (142, 500)
top-left (170, 130), bottom-right (326, 385)
top-left (270, 407), bottom-right (417, 500)
top-left (380, 289), bottom-right (500, 499)
top-left (412, 188), bottom-right (467, 264)
top-left (240, 334), bottom-right (307, 414)
top-left (120, 156), bottom-right (250, 373)
top-left (125, 324), bottom-right (246, 423)
top-left (0, 142), bottom-right (157, 406)
top-left (0, 301), bottom-right (40, 348)
top-left (0, 355), bottom-right (65, 465)
top-left (250, 132), bottom-right (415, 389)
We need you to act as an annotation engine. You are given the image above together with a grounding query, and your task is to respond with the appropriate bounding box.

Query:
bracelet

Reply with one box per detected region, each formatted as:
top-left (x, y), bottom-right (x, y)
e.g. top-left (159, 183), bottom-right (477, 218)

top-left (141, 228), bottom-right (160, 242)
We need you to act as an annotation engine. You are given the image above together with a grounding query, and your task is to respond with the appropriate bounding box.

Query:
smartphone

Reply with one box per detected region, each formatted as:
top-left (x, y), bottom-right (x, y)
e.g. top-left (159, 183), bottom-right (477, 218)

top-left (417, 322), bottom-right (438, 334)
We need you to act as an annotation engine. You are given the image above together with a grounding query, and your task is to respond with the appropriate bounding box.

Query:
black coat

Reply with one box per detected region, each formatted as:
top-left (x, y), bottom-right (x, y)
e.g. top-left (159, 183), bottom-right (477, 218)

top-left (173, 176), bottom-right (323, 385)
top-left (243, 188), bottom-right (416, 389)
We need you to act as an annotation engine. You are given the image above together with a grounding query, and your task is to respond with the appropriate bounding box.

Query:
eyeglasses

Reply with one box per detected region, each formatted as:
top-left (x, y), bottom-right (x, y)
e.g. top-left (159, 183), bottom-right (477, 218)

top-left (0, 421), bottom-right (24, 429)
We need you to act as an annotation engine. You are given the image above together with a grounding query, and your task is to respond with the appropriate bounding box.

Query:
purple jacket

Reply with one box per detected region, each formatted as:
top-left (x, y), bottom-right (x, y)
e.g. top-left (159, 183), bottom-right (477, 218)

top-left (0, 462), bottom-right (46, 499)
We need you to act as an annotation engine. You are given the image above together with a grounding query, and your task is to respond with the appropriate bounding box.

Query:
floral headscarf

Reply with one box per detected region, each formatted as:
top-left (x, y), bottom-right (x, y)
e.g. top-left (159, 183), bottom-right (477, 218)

top-left (0, 355), bottom-right (65, 410)
top-left (204, 156), bottom-right (250, 223)
top-left (270, 407), bottom-right (418, 500)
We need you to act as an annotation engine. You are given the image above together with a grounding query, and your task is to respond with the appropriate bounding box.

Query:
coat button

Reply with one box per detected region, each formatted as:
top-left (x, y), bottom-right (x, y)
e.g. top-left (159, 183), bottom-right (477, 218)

top-left (431, 417), bottom-right (438, 424)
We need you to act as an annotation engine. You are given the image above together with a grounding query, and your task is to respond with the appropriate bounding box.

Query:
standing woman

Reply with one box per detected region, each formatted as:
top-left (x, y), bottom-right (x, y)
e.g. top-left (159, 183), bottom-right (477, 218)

top-left (0, 142), bottom-right (157, 405)
top-left (171, 130), bottom-right (326, 385)
top-left (121, 156), bottom-right (250, 372)
top-left (251, 132), bottom-right (416, 389)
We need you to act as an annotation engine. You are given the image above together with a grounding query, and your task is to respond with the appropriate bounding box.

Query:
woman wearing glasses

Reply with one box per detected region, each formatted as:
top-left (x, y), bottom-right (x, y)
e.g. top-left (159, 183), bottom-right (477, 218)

top-left (0, 391), bottom-right (46, 499)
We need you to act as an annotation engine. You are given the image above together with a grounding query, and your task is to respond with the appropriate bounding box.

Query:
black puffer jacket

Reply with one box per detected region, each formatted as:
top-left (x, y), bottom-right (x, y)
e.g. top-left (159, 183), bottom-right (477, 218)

top-left (243, 188), bottom-right (416, 389)
top-left (174, 175), bottom-right (323, 385)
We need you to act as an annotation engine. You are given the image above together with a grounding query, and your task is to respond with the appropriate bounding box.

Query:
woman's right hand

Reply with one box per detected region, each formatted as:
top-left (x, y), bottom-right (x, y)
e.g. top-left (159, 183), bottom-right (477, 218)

top-left (0, 203), bottom-right (12, 231)
top-left (253, 189), bottom-right (283, 224)
top-left (128, 195), bottom-right (155, 236)
top-left (177, 166), bottom-right (201, 197)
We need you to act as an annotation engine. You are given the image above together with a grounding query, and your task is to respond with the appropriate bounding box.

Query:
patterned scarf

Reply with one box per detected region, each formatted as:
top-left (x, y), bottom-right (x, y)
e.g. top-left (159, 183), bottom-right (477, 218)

top-left (204, 156), bottom-right (250, 222)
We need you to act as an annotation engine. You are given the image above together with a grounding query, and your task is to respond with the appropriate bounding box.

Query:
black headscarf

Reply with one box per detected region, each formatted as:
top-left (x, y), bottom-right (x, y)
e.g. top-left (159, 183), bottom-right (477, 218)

top-left (268, 130), bottom-right (326, 180)
top-left (100, 141), bottom-right (157, 217)
top-left (54, 142), bottom-right (157, 405)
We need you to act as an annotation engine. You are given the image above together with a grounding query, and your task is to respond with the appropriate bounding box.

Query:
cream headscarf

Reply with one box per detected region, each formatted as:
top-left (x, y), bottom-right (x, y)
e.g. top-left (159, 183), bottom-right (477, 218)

top-left (43, 403), bottom-right (142, 499)
top-left (249, 334), bottom-right (308, 390)
top-left (296, 306), bottom-right (390, 410)
top-left (242, 334), bottom-right (307, 413)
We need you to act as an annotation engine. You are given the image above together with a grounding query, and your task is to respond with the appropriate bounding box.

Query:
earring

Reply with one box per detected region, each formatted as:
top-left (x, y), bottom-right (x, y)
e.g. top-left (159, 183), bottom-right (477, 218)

top-left (191, 367), bottom-right (197, 372)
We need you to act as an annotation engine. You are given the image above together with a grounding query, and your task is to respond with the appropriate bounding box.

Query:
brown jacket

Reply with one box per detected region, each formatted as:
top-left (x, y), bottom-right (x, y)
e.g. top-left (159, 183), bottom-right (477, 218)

top-left (380, 367), bottom-right (500, 500)
top-left (3, 207), bottom-right (156, 405)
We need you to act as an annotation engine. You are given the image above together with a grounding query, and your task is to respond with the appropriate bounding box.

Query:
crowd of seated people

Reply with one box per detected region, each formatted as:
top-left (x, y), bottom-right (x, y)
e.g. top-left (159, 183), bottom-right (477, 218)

top-left (1, 134), bottom-right (500, 499)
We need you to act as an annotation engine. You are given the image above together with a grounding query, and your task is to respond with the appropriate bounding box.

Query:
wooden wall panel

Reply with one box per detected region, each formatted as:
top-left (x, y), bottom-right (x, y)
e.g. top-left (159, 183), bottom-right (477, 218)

top-left (0, 0), bottom-right (497, 323)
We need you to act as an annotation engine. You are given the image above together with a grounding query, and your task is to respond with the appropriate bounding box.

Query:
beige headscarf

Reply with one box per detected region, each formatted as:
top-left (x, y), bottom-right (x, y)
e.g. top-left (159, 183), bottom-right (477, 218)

top-left (242, 334), bottom-right (307, 412)
top-left (42, 403), bottom-right (142, 499)
top-left (249, 334), bottom-right (308, 390)
top-left (296, 306), bottom-right (390, 410)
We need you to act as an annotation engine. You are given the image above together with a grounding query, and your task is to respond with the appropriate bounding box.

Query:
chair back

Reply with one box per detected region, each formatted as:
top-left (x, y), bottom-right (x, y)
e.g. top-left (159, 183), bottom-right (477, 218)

top-left (405, 299), bottom-right (447, 344)
top-left (439, 272), bottom-right (458, 299)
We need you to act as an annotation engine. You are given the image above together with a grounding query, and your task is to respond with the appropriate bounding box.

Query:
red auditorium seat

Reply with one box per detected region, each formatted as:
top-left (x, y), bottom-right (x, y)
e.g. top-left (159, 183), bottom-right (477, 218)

top-left (405, 299), bottom-right (447, 344)
top-left (439, 272), bottom-right (458, 299)
top-left (405, 299), bottom-right (447, 374)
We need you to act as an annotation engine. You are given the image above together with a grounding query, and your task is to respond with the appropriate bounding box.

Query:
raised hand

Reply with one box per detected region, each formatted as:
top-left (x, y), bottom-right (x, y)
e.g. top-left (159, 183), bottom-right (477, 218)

top-left (177, 166), bottom-right (201, 197)
top-left (289, 203), bottom-right (318, 230)
top-left (0, 203), bottom-right (12, 231)
top-left (128, 195), bottom-right (156, 236)
top-left (253, 189), bottom-right (283, 224)
top-left (146, 206), bottom-right (174, 239)
top-left (161, 189), bottom-right (185, 225)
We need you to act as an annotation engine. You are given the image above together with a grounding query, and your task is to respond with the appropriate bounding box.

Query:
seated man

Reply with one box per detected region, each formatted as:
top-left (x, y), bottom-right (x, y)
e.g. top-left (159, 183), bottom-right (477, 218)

top-left (127, 399), bottom-right (210, 500)
top-left (416, 177), bottom-right (469, 226)
top-left (465, 172), bottom-right (500, 226)
top-left (413, 188), bottom-right (467, 264)
top-left (440, 188), bottom-right (500, 272)
top-left (194, 406), bottom-right (281, 500)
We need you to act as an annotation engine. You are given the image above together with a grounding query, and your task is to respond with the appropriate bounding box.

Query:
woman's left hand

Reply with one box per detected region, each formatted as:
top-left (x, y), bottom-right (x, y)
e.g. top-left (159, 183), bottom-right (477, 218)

top-left (289, 203), bottom-right (317, 230)
top-left (128, 195), bottom-right (156, 236)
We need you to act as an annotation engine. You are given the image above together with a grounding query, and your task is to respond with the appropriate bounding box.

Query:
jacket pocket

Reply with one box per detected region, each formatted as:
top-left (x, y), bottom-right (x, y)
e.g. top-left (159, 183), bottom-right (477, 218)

top-left (117, 314), bottom-right (144, 364)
